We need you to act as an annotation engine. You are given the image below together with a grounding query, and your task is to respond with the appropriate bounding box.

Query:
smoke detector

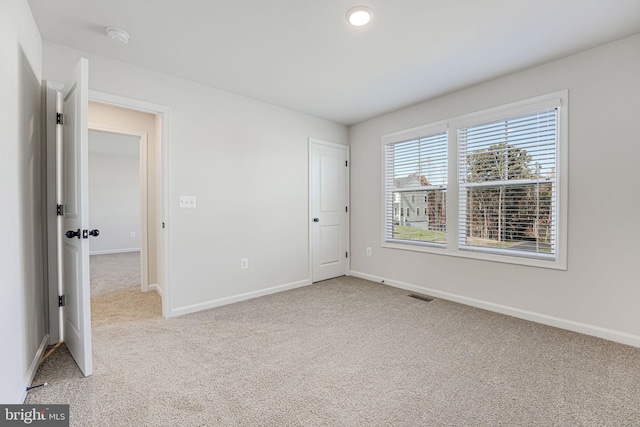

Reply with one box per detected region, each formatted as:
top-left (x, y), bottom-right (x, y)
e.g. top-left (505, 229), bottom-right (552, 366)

top-left (106, 27), bottom-right (130, 44)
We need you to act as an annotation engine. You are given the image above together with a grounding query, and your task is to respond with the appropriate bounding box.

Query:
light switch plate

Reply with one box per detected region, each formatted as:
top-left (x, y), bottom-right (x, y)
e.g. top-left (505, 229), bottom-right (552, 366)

top-left (179, 195), bottom-right (196, 208)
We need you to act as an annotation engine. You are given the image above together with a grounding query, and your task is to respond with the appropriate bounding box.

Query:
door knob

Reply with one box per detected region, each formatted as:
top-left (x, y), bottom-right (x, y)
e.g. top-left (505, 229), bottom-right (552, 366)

top-left (89, 229), bottom-right (100, 237)
top-left (313, 218), bottom-right (319, 222)
top-left (65, 229), bottom-right (80, 239)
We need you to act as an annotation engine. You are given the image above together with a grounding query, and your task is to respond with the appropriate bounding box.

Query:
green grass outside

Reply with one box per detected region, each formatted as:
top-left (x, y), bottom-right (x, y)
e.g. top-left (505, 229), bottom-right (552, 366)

top-left (394, 226), bottom-right (551, 252)
top-left (393, 225), bottom-right (446, 243)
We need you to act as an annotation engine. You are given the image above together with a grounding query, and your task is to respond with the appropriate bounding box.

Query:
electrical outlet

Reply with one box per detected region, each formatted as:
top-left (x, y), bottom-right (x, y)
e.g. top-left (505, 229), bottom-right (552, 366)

top-left (366, 247), bottom-right (372, 256)
top-left (240, 258), bottom-right (249, 269)
top-left (130, 232), bottom-right (136, 238)
top-left (179, 195), bottom-right (196, 208)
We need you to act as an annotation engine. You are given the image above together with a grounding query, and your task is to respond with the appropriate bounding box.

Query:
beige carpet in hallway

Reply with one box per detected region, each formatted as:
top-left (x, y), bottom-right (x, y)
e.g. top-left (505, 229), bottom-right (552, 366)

top-left (90, 252), bottom-right (141, 296)
top-left (27, 276), bottom-right (640, 426)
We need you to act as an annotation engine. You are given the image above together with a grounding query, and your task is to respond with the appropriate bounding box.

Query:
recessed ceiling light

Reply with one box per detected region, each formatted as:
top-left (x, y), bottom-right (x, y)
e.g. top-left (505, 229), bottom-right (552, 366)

top-left (106, 27), bottom-right (130, 44)
top-left (346, 6), bottom-right (374, 27)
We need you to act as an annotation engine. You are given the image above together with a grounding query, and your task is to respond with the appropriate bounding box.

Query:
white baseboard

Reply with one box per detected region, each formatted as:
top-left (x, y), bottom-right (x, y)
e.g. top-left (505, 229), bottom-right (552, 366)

top-left (90, 248), bottom-right (140, 256)
top-left (350, 270), bottom-right (640, 349)
top-left (149, 283), bottom-right (162, 297)
top-left (170, 279), bottom-right (312, 317)
top-left (16, 334), bottom-right (49, 403)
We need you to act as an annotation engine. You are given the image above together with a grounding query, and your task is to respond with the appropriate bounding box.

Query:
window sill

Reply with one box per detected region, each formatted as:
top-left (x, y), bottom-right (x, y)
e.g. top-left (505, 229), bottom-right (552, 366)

top-left (382, 240), bottom-right (567, 270)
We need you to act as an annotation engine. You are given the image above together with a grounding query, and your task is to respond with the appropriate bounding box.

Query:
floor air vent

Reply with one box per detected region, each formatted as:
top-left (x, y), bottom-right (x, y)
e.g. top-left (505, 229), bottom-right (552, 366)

top-left (408, 293), bottom-right (434, 302)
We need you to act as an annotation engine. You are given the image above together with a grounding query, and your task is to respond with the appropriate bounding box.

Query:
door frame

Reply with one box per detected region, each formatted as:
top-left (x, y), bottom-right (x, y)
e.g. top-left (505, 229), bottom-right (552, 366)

top-left (308, 138), bottom-right (350, 282)
top-left (46, 83), bottom-right (172, 344)
top-left (45, 81), bottom-right (62, 343)
top-left (87, 125), bottom-right (149, 292)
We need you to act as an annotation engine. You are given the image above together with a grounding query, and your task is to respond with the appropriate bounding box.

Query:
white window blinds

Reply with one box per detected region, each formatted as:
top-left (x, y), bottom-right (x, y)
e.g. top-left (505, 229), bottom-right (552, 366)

top-left (458, 108), bottom-right (558, 258)
top-left (384, 130), bottom-right (448, 245)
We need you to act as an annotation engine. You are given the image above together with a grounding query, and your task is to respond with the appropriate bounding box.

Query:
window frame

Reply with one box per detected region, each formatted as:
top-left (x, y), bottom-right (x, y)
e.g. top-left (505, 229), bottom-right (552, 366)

top-left (382, 121), bottom-right (449, 249)
top-left (381, 91), bottom-right (568, 270)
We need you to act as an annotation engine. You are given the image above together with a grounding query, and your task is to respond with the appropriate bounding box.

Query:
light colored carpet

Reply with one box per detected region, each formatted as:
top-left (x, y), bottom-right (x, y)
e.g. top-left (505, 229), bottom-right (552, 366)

top-left (27, 276), bottom-right (640, 426)
top-left (90, 252), bottom-right (141, 296)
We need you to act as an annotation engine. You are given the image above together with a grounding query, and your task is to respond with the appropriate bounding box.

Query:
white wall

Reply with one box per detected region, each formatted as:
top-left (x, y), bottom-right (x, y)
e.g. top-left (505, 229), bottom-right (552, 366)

top-left (0, 0), bottom-right (47, 403)
top-left (42, 41), bottom-right (349, 315)
top-left (89, 130), bottom-right (141, 254)
top-left (350, 34), bottom-right (640, 347)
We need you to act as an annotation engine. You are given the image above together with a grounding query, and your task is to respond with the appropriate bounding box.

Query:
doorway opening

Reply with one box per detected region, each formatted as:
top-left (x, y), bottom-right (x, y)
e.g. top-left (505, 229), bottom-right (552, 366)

top-left (88, 129), bottom-right (146, 298)
top-left (86, 99), bottom-right (163, 299)
top-left (82, 99), bottom-right (167, 329)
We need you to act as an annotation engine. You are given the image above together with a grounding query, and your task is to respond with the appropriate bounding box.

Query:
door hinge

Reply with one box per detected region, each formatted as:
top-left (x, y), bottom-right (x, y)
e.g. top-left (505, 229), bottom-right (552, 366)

top-left (56, 204), bottom-right (63, 216)
top-left (345, 206), bottom-right (348, 213)
top-left (56, 113), bottom-right (63, 125)
top-left (58, 295), bottom-right (66, 307)
top-left (345, 160), bottom-right (348, 167)
top-left (346, 252), bottom-right (348, 258)
top-left (162, 222), bottom-right (165, 229)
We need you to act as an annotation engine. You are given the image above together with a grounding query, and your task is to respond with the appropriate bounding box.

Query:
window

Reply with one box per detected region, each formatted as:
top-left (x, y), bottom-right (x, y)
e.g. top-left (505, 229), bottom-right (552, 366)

top-left (458, 109), bottom-right (557, 259)
top-left (384, 126), bottom-right (448, 245)
top-left (382, 92), bottom-right (567, 269)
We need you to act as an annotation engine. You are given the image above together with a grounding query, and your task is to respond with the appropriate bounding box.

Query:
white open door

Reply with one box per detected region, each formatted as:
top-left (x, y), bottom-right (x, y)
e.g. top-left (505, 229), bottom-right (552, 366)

top-left (310, 140), bottom-right (349, 282)
top-left (59, 58), bottom-right (93, 376)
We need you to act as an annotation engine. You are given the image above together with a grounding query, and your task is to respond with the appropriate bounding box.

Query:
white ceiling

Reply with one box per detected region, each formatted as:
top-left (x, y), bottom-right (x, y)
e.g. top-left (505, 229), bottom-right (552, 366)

top-left (28, 0), bottom-right (640, 125)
